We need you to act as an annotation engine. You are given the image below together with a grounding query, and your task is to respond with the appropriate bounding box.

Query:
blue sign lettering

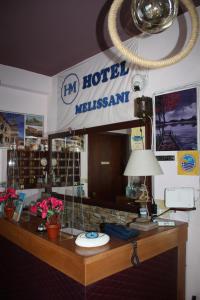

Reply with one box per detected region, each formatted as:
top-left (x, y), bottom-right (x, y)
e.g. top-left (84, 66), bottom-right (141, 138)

top-left (61, 60), bottom-right (130, 114)
top-left (75, 91), bottom-right (130, 114)
top-left (82, 61), bottom-right (129, 90)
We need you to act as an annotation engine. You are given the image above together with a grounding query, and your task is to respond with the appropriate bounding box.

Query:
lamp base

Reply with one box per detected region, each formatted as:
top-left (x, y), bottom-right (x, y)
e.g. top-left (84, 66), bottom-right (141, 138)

top-left (135, 216), bottom-right (151, 223)
top-left (129, 220), bottom-right (158, 231)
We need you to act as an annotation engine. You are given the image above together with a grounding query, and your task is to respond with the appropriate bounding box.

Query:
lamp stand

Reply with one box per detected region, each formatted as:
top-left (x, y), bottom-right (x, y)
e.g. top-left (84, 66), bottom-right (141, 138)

top-left (135, 183), bottom-right (149, 203)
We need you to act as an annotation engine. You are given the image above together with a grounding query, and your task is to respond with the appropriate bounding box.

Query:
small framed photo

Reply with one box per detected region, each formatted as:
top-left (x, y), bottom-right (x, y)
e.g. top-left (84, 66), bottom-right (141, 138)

top-left (131, 126), bottom-right (145, 150)
top-left (25, 114), bottom-right (44, 138)
top-left (0, 111), bottom-right (25, 148)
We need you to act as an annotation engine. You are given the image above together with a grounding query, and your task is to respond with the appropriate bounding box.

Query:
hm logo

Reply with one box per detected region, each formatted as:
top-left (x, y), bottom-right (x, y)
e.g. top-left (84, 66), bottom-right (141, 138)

top-left (61, 73), bottom-right (79, 105)
top-left (64, 81), bottom-right (77, 96)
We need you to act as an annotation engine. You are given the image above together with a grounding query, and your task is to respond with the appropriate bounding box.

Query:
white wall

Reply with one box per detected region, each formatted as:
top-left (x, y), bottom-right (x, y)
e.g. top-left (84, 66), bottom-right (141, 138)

top-left (0, 65), bottom-right (52, 201)
top-left (47, 75), bottom-right (58, 134)
top-left (0, 64), bottom-right (52, 134)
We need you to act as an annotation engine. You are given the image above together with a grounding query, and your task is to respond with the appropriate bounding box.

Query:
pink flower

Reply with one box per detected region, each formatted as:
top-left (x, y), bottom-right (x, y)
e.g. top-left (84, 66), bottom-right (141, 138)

top-left (49, 197), bottom-right (64, 210)
top-left (42, 211), bottom-right (47, 219)
top-left (32, 196), bottom-right (63, 224)
top-left (4, 194), bottom-right (9, 200)
top-left (30, 205), bottom-right (37, 214)
top-left (7, 188), bottom-right (18, 198)
top-left (0, 196), bottom-right (6, 203)
top-left (0, 187), bottom-right (18, 207)
top-left (50, 197), bottom-right (59, 208)
top-left (39, 200), bottom-right (48, 211)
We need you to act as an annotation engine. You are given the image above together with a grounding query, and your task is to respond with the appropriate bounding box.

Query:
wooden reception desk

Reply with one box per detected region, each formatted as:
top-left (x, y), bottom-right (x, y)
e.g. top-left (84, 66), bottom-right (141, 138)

top-left (0, 216), bottom-right (187, 300)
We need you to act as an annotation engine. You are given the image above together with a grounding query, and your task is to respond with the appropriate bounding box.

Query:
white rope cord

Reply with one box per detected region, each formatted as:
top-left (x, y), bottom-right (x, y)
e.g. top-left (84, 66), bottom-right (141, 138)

top-left (108, 0), bottom-right (199, 68)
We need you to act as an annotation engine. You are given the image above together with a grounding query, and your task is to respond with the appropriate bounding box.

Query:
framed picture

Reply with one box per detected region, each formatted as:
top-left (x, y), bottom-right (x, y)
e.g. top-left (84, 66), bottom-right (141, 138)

top-left (154, 86), bottom-right (198, 151)
top-left (0, 111), bottom-right (44, 148)
top-left (131, 126), bottom-right (145, 150)
top-left (25, 114), bottom-right (44, 138)
top-left (0, 111), bottom-right (25, 148)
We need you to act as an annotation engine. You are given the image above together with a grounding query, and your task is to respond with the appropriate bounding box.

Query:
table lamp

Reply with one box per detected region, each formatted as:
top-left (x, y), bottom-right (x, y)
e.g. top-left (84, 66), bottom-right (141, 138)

top-left (124, 149), bottom-right (163, 219)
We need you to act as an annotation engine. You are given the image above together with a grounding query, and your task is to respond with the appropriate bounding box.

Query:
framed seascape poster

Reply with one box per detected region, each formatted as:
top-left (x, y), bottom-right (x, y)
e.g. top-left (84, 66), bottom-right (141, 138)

top-left (154, 86), bottom-right (198, 151)
top-left (0, 111), bottom-right (25, 148)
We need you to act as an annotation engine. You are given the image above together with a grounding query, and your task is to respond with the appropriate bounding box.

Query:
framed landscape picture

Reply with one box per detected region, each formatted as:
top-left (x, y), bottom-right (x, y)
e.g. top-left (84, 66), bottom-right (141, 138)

top-left (154, 86), bottom-right (198, 151)
top-left (0, 111), bottom-right (25, 148)
top-left (0, 111), bottom-right (44, 148)
top-left (25, 114), bottom-right (44, 138)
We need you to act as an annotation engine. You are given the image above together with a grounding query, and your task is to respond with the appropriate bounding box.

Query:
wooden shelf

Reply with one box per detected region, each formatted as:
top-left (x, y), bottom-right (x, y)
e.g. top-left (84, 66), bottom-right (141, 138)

top-left (51, 150), bottom-right (81, 187)
top-left (7, 150), bottom-right (48, 189)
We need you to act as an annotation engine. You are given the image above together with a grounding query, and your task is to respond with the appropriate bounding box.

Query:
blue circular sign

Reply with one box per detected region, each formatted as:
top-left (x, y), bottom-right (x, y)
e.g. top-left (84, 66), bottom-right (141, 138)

top-left (61, 73), bottom-right (80, 105)
top-left (85, 232), bottom-right (99, 239)
top-left (181, 154), bottom-right (196, 172)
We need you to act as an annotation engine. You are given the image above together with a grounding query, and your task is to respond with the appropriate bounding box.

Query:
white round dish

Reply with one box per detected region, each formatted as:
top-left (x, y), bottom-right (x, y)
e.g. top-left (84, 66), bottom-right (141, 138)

top-left (75, 232), bottom-right (110, 248)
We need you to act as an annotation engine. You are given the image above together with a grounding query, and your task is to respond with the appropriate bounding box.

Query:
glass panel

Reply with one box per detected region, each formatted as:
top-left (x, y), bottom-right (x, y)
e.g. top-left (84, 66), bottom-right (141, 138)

top-left (51, 135), bottom-right (87, 197)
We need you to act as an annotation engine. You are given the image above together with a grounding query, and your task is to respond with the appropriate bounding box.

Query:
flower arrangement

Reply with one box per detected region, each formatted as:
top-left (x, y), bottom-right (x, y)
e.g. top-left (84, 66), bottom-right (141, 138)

top-left (0, 187), bottom-right (18, 208)
top-left (31, 197), bottom-right (64, 225)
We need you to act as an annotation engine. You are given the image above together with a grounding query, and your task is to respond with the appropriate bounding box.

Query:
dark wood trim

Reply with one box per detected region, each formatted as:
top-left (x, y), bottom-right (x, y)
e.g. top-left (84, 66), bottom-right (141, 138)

top-left (49, 119), bottom-right (150, 140)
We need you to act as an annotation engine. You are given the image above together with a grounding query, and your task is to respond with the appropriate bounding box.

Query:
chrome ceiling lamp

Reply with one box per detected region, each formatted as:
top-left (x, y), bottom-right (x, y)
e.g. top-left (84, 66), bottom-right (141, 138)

top-left (131, 0), bottom-right (179, 34)
top-left (108, 0), bottom-right (199, 68)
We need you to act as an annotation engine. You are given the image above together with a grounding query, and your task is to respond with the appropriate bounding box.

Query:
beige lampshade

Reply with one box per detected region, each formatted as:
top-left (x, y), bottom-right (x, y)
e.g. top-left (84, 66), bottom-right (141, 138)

top-left (124, 149), bottom-right (163, 176)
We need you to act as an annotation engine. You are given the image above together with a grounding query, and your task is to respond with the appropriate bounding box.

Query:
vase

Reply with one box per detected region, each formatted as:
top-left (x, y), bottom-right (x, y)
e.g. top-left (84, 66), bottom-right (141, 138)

top-left (4, 206), bottom-right (15, 220)
top-left (46, 224), bottom-right (60, 240)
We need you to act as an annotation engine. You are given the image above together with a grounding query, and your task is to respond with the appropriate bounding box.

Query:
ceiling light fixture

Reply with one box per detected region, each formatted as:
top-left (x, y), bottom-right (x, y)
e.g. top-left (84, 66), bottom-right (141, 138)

top-left (108, 0), bottom-right (199, 68)
top-left (131, 0), bottom-right (179, 34)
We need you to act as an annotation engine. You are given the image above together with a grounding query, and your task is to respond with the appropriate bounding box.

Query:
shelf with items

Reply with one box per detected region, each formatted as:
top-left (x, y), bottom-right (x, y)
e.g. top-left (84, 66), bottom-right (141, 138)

top-left (7, 150), bottom-right (49, 189)
top-left (51, 150), bottom-right (81, 187)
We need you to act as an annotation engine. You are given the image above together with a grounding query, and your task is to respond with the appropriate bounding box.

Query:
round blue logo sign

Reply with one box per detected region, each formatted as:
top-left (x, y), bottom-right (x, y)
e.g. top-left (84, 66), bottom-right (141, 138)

top-left (181, 154), bottom-right (196, 172)
top-left (85, 232), bottom-right (99, 239)
top-left (61, 73), bottom-right (80, 105)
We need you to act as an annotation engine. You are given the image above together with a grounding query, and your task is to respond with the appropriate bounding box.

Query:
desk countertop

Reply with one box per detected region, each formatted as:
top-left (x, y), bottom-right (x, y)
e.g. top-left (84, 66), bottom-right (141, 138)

top-left (0, 215), bottom-right (188, 287)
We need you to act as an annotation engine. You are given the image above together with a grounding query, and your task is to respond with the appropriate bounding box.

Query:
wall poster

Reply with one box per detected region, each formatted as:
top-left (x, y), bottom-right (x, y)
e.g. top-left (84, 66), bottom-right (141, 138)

top-left (25, 115), bottom-right (43, 138)
top-left (177, 151), bottom-right (199, 176)
top-left (154, 86), bottom-right (198, 151)
top-left (0, 111), bottom-right (44, 148)
top-left (131, 126), bottom-right (145, 150)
